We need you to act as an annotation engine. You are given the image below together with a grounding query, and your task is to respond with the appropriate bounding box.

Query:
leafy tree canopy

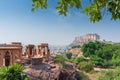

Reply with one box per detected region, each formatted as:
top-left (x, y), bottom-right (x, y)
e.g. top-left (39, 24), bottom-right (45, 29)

top-left (66, 52), bottom-right (72, 59)
top-left (0, 63), bottom-right (30, 80)
top-left (81, 41), bottom-right (120, 67)
top-left (32, 0), bottom-right (120, 22)
top-left (81, 41), bottom-right (105, 57)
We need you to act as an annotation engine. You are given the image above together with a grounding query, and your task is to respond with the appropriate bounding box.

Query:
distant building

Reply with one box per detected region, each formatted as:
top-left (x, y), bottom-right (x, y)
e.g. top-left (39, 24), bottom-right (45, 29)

top-left (72, 33), bottom-right (100, 46)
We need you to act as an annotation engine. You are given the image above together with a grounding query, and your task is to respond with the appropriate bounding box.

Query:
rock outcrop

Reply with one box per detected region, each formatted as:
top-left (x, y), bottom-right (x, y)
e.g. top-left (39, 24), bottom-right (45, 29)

top-left (24, 61), bottom-right (81, 80)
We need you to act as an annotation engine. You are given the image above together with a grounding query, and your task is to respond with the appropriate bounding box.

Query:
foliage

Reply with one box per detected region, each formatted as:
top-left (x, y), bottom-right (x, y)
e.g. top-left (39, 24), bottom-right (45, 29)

top-left (75, 72), bottom-right (89, 80)
top-left (82, 41), bottom-right (120, 67)
top-left (0, 63), bottom-right (30, 80)
top-left (78, 61), bottom-right (94, 72)
top-left (81, 41), bottom-right (104, 57)
top-left (65, 52), bottom-right (72, 59)
top-left (112, 49), bottom-right (120, 66)
top-left (70, 56), bottom-right (85, 64)
top-left (32, 0), bottom-right (120, 22)
top-left (71, 45), bottom-right (81, 49)
top-left (97, 67), bottom-right (120, 80)
top-left (54, 55), bottom-right (66, 68)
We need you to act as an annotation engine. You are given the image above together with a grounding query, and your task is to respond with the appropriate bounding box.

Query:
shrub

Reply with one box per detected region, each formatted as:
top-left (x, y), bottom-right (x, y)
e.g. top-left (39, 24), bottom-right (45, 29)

top-left (66, 52), bottom-right (72, 59)
top-left (76, 57), bottom-right (85, 64)
top-left (97, 67), bottom-right (120, 80)
top-left (71, 56), bottom-right (85, 64)
top-left (0, 63), bottom-right (30, 80)
top-left (75, 72), bottom-right (89, 80)
top-left (54, 55), bottom-right (66, 68)
top-left (78, 61), bottom-right (94, 72)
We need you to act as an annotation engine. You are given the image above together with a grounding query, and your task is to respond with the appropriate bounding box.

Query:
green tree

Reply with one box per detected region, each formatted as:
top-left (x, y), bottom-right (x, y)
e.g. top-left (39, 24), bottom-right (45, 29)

top-left (112, 48), bottom-right (120, 66)
top-left (0, 63), bottom-right (30, 80)
top-left (66, 52), bottom-right (72, 59)
top-left (31, 0), bottom-right (120, 22)
top-left (81, 41), bottom-right (104, 57)
top-left (81, 41), bottom-right (120, 67)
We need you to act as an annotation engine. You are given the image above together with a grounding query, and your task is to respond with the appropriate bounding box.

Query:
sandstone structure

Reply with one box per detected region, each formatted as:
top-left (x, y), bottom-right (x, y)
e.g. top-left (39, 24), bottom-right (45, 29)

top-left (0, 42), bottom-right (50, 67)
top-left (23, 43), bottom-right (50, 66)
top-left (38, 43), bottom-right (50, 58)
top-left (24, 45), bottom-right (36, 58)
top-left (0, 42), bottom-right (22, 67)
top-left (24, 43), bottom-right (50, 59)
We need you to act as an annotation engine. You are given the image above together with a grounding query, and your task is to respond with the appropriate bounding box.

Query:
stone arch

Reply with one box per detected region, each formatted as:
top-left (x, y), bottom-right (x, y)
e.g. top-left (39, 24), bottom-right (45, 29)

top-left (4, 51), bottom-right (10, 67)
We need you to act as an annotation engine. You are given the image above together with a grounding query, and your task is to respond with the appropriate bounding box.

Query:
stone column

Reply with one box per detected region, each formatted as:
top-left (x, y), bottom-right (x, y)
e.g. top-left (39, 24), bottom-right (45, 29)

top-left (27, 48), bottom-right (30, 58)
top-left (11, 51), bottom-right (14, 64)
top-left (32, 48), bottom-right (34, 57)
top-left (47, 48), bottom-right (50, 57)
top-left (42, 47), bottom-right (45, 57)
top-left (46, 46), bottom-right (49, 57)
top-left (9, 50), bottom-right (12, 65)
top-left (25, 48), bottom-right (28, 58)
top-left (2, 52), bottom-right (4, 66)
top-left (19, 48), bottom-right (22, 64)
top-left (38, 47), bottom-right (41, 57)
top-left (33, 49), bottom-right (37, 57)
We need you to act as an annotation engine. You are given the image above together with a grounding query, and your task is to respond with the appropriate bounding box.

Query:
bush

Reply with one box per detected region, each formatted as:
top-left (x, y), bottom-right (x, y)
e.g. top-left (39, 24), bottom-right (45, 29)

top-left (54, 55), bottom-right (66, 68)
top-left (0, 63), bottom-right (30, 80)
top-left (66, 52), bottom-right (72, 59)
top-left (78, 61), bottom-right (94, 72)
top-left (75, 72), bottom-right (89, 80)
top-left (97, 67), bottom-right (120, 80)
top-left (70, 56), bottom-right (85, 64)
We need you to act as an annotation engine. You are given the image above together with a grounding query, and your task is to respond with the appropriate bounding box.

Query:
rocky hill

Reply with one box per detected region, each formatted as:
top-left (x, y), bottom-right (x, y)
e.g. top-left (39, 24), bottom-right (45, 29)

top-left (69, 34), bottom-right (100, 48)
top-left (24, 57), bottom-right (84, 80)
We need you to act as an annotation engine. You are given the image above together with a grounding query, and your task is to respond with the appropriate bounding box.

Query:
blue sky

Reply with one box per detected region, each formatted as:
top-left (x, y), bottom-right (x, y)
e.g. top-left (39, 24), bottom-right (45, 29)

top-left (0, 0), bottom-right (120, 46)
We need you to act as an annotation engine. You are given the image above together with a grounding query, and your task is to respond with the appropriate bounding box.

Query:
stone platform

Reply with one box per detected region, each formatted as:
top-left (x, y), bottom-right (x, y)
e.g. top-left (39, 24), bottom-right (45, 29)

top-left (31, 57), bottom-right (43, 65)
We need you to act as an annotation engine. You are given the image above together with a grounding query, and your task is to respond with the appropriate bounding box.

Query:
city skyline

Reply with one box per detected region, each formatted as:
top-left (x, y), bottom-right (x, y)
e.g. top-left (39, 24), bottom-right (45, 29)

top-left (0, 0), bottom-right (120, 46)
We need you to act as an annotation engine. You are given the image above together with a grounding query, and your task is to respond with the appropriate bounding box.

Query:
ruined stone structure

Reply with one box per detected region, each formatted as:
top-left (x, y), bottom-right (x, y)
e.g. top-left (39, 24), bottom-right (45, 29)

top-left (23, 43), bottom-right (50, 65)
top-left (72, 33), bottom-right (100, 46)
top-left (0, 42), bottom-right (22, 67)
top-left (38, 43), bottom-right (50, 58)
top-left (24, 45), bottom-right (37, 58)
top-left (24, 43), bottom-right (50, 58)
top-left (0, 42), bottom-right (50, 67)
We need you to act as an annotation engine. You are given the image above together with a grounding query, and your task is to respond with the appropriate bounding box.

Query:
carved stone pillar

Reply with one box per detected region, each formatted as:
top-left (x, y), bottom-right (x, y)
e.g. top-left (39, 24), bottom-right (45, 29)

top-left (9, 51), bottom-right (12, 65)
top-left (33, 49), bottom-right (37, 56)
top-left (19, 49), bottom-right (22, 64)
top-left (38, 47), bottom-right (41, 57)
top-left (47, 48), bottom-right (50, 58)
top-left (25, 48), bottom-right (28, 58)
top-left (27, 47), bottom-right (30, 58)
top-left (42, 47), bottom-right (45, 57)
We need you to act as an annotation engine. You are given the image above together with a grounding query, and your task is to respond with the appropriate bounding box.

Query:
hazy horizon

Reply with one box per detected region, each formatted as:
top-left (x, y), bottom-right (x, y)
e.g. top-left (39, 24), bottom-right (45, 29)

top-left (0, 0), bottom-right (120, 46)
